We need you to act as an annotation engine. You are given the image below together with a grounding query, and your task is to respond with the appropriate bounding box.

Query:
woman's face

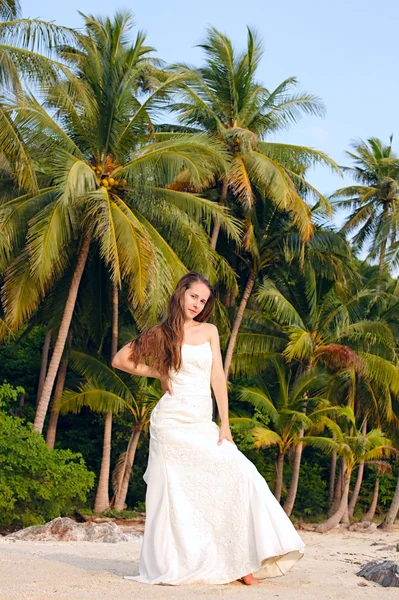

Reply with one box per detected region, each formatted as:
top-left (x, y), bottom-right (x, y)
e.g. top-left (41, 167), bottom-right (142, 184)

top-left (183, 282), bottom-right (211, 320)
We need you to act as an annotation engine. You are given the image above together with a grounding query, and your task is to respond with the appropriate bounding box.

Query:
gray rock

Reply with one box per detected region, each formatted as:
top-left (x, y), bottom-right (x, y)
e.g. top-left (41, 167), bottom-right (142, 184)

top-left (376, 542), bottom-right (399, 552)
top-left (7, 517), bottom-right (128, 543)
top-left (348, 521), bottom-right (377, 533)
top-left (356, 560), bottom-right (399, 587)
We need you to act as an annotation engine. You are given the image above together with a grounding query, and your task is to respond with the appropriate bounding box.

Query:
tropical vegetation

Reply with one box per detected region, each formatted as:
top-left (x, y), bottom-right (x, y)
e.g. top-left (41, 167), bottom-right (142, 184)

top-left (1, 4), bottom-right (399, 532)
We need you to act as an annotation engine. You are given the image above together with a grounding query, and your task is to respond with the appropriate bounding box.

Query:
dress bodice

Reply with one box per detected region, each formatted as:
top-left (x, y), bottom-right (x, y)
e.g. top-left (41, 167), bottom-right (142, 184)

top-left (168, 341), bottom-right (213, 397)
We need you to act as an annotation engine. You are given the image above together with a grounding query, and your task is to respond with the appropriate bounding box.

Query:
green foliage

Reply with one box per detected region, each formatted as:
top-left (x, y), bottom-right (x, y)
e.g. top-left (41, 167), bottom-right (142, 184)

top-left (1, 9), bottom-right (399, 526)
top-left (354, 463), bottom-right (399, 518)
top-left (230, 420), bottom-right (276, 487)
top-left (0, 381), bottom-right (25, 411)
top-left (133, 501), bottom-right (146, 513)
top-left (333, 137), bottom-right (399, 271)
top-left (291, 462), bottom-right (328, 518)
top-left (0, 412), bottom-right (95, 527)
top-left (376, 466), bottom-right (399, 508)
top-left (0, 325), bottom-right (45, 406)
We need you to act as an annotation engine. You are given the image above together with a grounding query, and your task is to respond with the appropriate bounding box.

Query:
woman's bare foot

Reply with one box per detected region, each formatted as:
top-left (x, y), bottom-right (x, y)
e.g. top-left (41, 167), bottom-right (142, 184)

top-left (240, 574), bottom-right (264, 585)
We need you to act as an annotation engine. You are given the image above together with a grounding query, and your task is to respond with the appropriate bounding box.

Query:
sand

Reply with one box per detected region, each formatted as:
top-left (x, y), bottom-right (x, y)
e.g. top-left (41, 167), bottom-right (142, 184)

top-left (1, 528), bottom-right (399, 599)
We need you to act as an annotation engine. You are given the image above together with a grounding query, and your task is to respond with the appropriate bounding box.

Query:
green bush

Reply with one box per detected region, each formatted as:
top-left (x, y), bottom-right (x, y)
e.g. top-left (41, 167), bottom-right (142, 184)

top-left (0, 412), bottom-right (95, 527)
top-left (291, 462), bottom-right (329, 519)
top-left (0, 326), bottom-right (45, 406)
top-left (0, 382), bottom-right (25, 413)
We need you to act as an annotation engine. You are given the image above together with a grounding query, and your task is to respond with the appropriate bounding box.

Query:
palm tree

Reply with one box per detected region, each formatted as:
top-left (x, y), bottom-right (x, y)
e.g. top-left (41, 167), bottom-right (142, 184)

top-left (55, 350), bottom-right (157, 512)
top-left (45, 331), bottom-right (71, 449)
top-left (379, 417), bottom-right (399, 530)
top-left (94, 284), bottom-right (119, 513)
top-left (0, 0), bottom-right (19, 20)
top-left (0, 1), bottom-right (84, 192)
top-left (360, 462), bottom-right (392, 522)
top-left (0, 0), bottom-right (78, 93)
top-left (223, 203), bottom-right (288, 378)
top-left (332, 137), bottom-right (399, 290)
top-left (37, 329), bottom-right (52, 406)
top-left (254, 258), bottom-right (399, 513)
top-left (381, 476), bottom-right (399, 530)
top-left (111, 391), bottom-right (156, 512)
top-left (222, 226), bottom-right (356, 378)
top-left (0, 11), bottom-right (238, 434)
top-left (255, 267), bottom-right (399, 382)
top-left (222, 207), bottom-right (359, 378)
top-left (170, 26), bottom-right (339, 249)
top-left (321, 265), bottom-right (399, 517)
top-left (304, 412), bottom-right (394, 533)
top-left (232, 359), bottom-right (337, 511)
top-left (45, 257), bottom-right (123, 510)
top-left (347, 420), bottom-right (367, 517)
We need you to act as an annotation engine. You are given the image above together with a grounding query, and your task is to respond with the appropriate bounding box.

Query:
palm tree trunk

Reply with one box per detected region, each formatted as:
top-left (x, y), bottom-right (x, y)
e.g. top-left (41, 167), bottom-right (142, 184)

top-left (94, 412), bottom-right (113, 513)
top-left (340, 459), bottom-right (350, 524)
top-left (114, 427), bottom-right (141, 512)
top-left (223, 270), bottom-right (256, 379)
top-left (274, 452), bottom-right (285, 502)
top-left (110, 284), bottom-right (118, 359)
top-left (329, 455), bottom-right (343, 515)
top-left (348, 420), bottom-right (367, 517)
top-left (94, 284), bottom-right (118, 514)
top-left (283, 431), bottom-right (304, 516)
top-left (379, 475), bottom-right (399, 530)
top-left (377, 204), bottom-right (389, 292)
top-left (225, 253), bottom-right (237, 307)
top-left (36, 329), bottom-right (52, 405)
top-left (46, 411), bottom-right (59, 450)
top-left (341, 503), bottom-right (350, 524)
top-left (210, 178), bottom-right (228, 250)
top-left (377, 241), bottom-right (387, 291)
top-left (362, 478), bottom-right (379, 522)
top-left (34, 232), bottom-right (91, 433)
top-left (329, 448), bottom-right (337, 507)
top-left (347, 462), bottom-right (365, 518)
top-left (45, 332), bottom-right (71, 449)
top-left (317, 464), bottom-right (351, 533)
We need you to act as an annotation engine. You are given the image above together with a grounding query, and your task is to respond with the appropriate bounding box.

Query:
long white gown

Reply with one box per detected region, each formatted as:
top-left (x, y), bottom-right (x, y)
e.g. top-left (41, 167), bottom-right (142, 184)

top-left (126, 341), bottom-right (305, 585)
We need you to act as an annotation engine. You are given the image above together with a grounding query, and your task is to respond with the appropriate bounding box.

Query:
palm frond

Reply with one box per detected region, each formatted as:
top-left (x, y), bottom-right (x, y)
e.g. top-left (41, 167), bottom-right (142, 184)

top-left (69, 351), bottom-right (135, 403)
top-left (237, 386), bottom-right (279, 422)
top-left (255, 277), bottom-right (304, 326)
top-left (359, 352), bottom-right (399, 395)
top-left (2, 248), bottom-right (42, 329)
top-left (56, 384), bottom-right (131, 415)
top-left (251, 426), bottom-right (282, 449)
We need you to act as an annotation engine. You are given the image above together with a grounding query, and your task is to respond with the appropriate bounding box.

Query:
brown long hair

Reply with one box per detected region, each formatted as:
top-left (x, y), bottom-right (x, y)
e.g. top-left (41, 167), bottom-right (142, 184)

top-left (129, 272), bottom-right (215, 375)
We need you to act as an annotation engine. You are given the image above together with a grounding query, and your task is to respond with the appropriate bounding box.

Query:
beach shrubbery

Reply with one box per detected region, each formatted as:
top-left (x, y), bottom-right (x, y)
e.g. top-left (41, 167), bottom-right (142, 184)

top-left (0, 412), bottom-right (95, 527)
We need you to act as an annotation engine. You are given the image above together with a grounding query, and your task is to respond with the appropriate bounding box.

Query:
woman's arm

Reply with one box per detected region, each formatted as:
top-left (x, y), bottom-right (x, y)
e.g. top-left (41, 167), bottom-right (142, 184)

top-left (209, 325), bottom-right (234, 445)
top-left (112, 344), bottom-right (173, 394)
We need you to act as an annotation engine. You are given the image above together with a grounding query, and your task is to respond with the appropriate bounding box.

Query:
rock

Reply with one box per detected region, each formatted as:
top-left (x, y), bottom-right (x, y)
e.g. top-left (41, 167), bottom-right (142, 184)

top-left (7, 517), bottom-right (129, 543)
top-left (356, 560), bottom-right (399, 587)
top-left (348, 521), bottom-right (377, 533)
top-left (376, 542), bottom-right (399, 552)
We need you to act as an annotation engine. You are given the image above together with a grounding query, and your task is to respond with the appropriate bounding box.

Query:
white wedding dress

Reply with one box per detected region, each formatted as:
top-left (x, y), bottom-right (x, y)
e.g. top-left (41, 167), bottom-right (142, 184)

top-left (126, 341), bottom-right (305, 585)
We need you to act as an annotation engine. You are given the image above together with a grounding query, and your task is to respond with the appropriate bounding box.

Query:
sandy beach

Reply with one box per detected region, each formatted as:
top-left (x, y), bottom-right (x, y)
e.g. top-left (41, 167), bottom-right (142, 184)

top-left (1, 528), bottom-right (398, 600)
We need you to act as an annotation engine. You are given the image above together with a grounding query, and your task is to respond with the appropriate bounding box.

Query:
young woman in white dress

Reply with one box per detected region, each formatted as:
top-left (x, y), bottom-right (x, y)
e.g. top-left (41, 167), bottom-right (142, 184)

top-left (112, 272), bottom-right (305, 585)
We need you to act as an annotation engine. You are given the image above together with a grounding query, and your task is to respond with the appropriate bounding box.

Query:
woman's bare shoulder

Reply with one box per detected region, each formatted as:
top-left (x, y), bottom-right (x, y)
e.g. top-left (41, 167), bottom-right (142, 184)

top-left (204, 323), bottom-right (219, 340)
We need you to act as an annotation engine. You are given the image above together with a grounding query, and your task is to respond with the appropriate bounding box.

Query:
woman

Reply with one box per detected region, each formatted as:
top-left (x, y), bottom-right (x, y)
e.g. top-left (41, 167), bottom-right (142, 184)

top-left (112, 272), bottom-right (305, 585)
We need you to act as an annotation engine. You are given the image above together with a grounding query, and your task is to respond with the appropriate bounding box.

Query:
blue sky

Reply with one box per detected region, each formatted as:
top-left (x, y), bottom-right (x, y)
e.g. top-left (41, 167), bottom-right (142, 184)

top-left (25, 0), bottom-right (399, 228)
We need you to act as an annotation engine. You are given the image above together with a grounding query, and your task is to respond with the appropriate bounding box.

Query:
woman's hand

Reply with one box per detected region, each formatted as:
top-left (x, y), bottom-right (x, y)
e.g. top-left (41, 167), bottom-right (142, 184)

top-left (217, 423), bottom-right (235, 446)
top-left (160, 375), bottom-right (173, 395)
